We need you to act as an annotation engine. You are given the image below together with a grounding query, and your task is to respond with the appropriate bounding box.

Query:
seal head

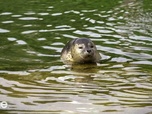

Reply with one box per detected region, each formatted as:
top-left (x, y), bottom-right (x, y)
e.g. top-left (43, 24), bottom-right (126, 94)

top-left (61, 38), bottom-right (101, 64)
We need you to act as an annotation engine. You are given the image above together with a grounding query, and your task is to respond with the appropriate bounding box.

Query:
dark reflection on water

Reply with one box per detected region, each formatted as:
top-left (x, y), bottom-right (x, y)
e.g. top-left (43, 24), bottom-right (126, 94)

top-left (0, 0), bottom-right (152, 113)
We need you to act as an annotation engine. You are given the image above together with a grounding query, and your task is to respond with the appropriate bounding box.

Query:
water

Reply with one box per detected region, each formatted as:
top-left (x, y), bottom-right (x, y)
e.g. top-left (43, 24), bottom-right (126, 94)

top-left (0, 0), bottom-right (152, 113)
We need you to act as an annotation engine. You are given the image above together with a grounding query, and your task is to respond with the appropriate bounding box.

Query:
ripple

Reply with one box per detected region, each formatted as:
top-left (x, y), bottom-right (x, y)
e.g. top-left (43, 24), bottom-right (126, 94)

top-left (2, 21), bottom-right (14, 24)
top-left (12, 15), bottom-right (22, 17)
top-left (104, 40), bottom-right (120, 44)
top-left (51, 13), bottom-right (62, 16)
top-left (16, 40), bottom-right (27, 45)
top-left (63, 34), bottom-right (77, 39)
top-left (51, 42), bottom-right (64, 46)
top-left (86, 26), bottom-right (114, 34)
top-left (98, 46), bottom-right (125, 55)
top-left (0, 71), bottom-right (30, 75)
top-left (55, 25), bottom-right (72, 29)
top-left (42, 46), bottom-right (62, 52)
top-left (129, 36), bottom-right (152, 42)
top-left (131, 60), bottom-right (152, 65)
top-left (0, 28), bottom-right (10, 33)
top-left (81, 9), bottom-right (97, 13)
top-left (7, 37), bottom-right (17, 41)
top-left (130, 46), bottom-right (152, 51)
top-left (38, 53), bottom-right (59, 57)
top-left (111, 57), bottom-right (132, 63)
top-left (37, 38), bottom-right (47, 41)
top-left (24, 12), bottom-right (36, 15)
top-left (108, 17), bottom-right (116, 21)
top-left (49, 27), bottom-right (75, 32)
top-left (38, 13), bottom-right (49, 16)
top-left (0, 12), bottom-right (12, 15)
top-left (21, 30), bottom-right (37, 34)
top-left (48, 6), bottom-right (54, 9)
top-left (73, 30), bottom-right (101, 37)
top-left (23, 24), bottom-right (33, 27)
top-left (39, 29), bottom-right (51, 32)
top-left (88, 19), bottom-right (96, 24)
top-left (64, 10), bottom-right (80, 14)
top-left (125, 52), bottom-right (152, 60)
top-left (19, 17), bottom-right (42, 20)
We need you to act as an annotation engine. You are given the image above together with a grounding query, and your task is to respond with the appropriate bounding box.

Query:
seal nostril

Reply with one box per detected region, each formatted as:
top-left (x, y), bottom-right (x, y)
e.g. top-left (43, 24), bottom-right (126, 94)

top-left (87, 50), bottom-right (91, 53)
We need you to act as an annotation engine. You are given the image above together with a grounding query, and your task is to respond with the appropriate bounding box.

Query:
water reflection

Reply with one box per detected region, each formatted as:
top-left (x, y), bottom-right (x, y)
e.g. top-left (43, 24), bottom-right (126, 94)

top-left (0, 0), bottom-right (152, 113)
top-left (0, 28), bottom-right (10, 33)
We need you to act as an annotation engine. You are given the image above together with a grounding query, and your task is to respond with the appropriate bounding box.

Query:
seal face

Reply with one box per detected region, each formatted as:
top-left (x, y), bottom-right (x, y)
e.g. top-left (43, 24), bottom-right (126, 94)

top-left (61, 38), bottom-right (101, 64)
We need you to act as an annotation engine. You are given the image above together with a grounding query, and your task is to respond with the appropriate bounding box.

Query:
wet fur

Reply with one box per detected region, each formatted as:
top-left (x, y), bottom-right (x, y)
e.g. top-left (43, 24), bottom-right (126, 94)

top-left (61, 38), bottom-right (101, 64)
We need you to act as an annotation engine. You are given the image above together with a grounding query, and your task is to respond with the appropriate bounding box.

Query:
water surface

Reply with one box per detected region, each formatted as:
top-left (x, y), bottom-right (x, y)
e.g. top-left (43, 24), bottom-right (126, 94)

top-left (0, 0), bottom-right (152, 113)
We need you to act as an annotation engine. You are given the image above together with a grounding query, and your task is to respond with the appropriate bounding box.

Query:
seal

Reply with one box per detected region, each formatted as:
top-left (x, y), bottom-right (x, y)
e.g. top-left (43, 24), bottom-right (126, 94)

top-left (61, 38), bottom-right (101, 64)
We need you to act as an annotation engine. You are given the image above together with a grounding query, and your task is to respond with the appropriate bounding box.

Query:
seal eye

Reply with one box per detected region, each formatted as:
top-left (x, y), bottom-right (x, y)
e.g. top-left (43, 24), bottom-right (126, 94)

top-left (79, 46), bottom-right (83, 49)
top-left (91, 45), bottom-right (94, 48)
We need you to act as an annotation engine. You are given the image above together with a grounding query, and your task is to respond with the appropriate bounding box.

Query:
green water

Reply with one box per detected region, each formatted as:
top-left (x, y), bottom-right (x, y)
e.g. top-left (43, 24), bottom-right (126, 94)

top-left (0, 0), bottom-right (152, 113)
